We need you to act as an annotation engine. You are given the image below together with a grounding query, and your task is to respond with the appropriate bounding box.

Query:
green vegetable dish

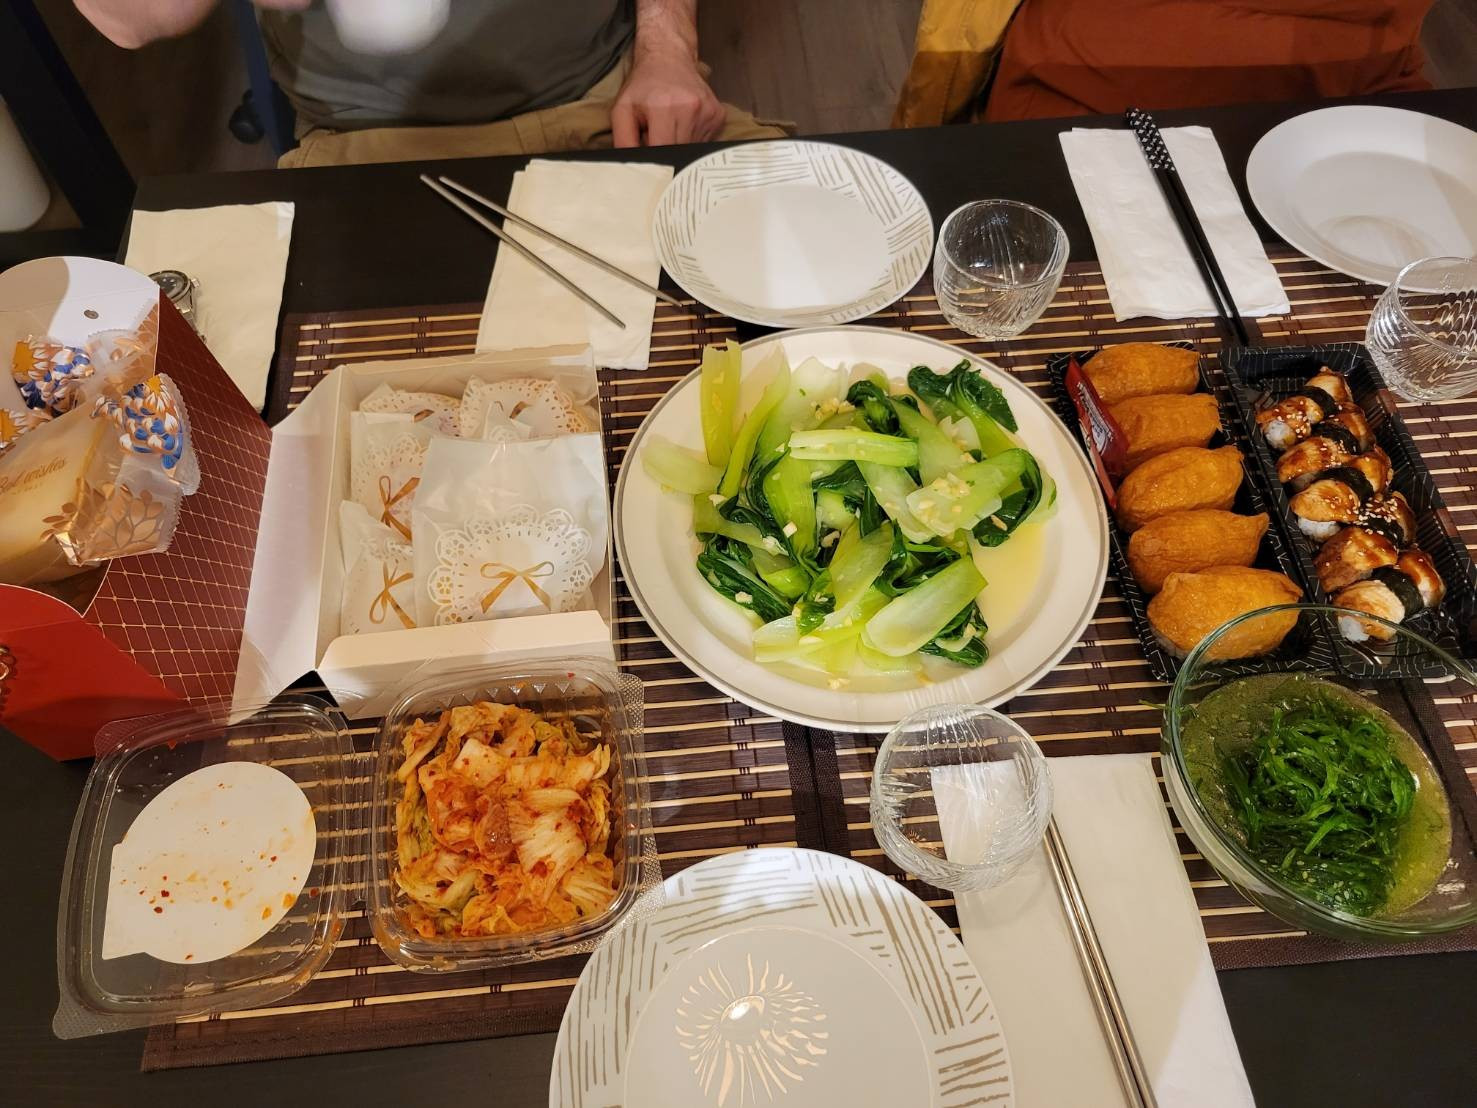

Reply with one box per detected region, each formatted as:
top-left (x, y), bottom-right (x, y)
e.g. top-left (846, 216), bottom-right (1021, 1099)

top-left (1183, 674), bottom-right (1452, 916)
top-left (641, 341), bottom-right (1056, 678)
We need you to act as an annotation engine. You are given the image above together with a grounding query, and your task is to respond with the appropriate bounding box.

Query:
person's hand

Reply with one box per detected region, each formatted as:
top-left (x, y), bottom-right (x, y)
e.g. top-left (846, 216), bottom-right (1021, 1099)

top-left (611, 42), bottom-right (725, 148)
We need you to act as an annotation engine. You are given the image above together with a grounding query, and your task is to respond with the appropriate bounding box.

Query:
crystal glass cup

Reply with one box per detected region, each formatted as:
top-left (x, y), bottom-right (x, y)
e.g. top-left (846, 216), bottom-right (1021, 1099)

top-left (933, 200), bottom-right (1069, 339)
top-left (870, 704), bottom-right (1053, 892)
top-left (1365, 256), bottom-right (1477, 402)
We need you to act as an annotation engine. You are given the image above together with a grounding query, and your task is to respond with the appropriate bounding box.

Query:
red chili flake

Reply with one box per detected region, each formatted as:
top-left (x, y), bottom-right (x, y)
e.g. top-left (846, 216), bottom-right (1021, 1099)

top-left (160, 875), bottom-right (168, 881)
top-left (270, 855), bottom-right (277, 863)
top-left (260, 906), bottom-right (271, 920)
top-left (153, 907), bottom-right (163, 914)
top-left (308, 887), bottom-right (320, 899)
top-left (160, 890), bottom-right (170, 898)
top-left (185, 954), bottom-right (193, 961)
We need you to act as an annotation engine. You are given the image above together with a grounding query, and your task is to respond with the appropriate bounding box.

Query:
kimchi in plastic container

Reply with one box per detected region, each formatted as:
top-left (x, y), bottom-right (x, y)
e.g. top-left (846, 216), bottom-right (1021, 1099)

top-left (367, 658), bottom-right (659, 972)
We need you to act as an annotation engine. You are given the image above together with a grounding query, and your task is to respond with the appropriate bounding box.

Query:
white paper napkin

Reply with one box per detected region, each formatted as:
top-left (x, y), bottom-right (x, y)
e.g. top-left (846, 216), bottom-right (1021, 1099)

top-left (936, 753), bottom-right (1256, 1108)
top-left (476, 159), bottom-right (672, 370)
top-left (123, 202), bottom-right (294, 411)
top-left (1061, 126), bottom-right (1289, 322)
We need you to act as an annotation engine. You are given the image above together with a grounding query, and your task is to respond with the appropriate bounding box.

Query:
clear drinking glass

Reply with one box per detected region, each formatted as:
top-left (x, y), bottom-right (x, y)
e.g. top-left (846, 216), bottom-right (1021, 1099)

top-left (1365, 256), bottom-right (1477, 402)
top-left (933, 200), bottom-right (1069, 339)
top-left (870, 704), bottom-right (1053, 893)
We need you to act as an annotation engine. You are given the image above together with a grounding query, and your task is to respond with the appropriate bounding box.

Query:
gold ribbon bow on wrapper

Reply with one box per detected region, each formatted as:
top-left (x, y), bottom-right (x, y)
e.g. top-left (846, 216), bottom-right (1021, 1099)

top-left (376, 474), bottom-right (419, 542)
top-left (479, 560), bottom-right (555, 613)
top-left (369, 564), bottom-right (415, 629)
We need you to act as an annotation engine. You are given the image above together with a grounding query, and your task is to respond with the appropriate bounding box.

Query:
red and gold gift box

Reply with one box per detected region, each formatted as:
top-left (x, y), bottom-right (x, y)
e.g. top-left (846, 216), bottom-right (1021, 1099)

top-left (1, 258), bottom-right (614, 761)
top-left (0, 258), bottom-right (270, 759)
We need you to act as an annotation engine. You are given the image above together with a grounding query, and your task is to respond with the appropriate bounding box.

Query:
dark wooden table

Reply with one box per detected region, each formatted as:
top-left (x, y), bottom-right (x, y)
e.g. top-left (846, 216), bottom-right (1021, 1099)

top-left (7, 88), bottom-right (1477, 1106)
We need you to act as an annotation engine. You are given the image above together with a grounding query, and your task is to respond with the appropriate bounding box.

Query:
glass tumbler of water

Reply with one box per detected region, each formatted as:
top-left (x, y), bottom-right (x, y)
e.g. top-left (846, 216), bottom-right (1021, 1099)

top-left (870, 704), bottom-right (1053, 893)
top-left (1366, 256), bottom-right (1477, 402)
top-left (934, 200), bottom-right (1069, 339)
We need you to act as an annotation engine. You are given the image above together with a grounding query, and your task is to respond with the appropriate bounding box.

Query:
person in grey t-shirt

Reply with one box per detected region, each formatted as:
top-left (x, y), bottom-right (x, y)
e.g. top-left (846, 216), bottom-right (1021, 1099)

top-left (75, 0), bottom-right (751, 153)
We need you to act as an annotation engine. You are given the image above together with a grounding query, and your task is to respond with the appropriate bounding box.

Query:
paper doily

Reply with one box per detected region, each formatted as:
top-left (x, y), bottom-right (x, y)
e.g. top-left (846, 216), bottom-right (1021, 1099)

top-left (460, 377), bottom-right (590, 440)
top-left (426, 505), bottom-right (593, 624)
top-left (360, 385), bottom-right (461, 437)
top-left (351, 427), bottom-right (428, 542)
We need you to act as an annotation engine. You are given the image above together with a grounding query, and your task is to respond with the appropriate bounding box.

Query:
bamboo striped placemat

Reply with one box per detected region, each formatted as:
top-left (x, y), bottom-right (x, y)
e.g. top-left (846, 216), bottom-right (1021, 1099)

top-left (142, 249), bottom-right (1477, 1070)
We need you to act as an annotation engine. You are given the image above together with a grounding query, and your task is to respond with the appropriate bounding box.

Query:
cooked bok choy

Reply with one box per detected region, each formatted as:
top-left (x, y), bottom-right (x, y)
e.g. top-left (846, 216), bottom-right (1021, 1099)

top-left (643, 345), bottom-right (1053, 677)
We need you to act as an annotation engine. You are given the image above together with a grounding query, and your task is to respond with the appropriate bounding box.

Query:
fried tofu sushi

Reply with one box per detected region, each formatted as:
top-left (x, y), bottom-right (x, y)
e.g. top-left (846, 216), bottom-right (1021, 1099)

top-left (1084, 343), bottom-right (1199, 405)
top-left (1147, 566), bottom-right (1302, 659)
top-left (1115, 445), bottom-right (1244, 531)
top-left (1127, 510), bottom-right (1269, 593)
top-left (1110, 393), bottom-right (1221, 470)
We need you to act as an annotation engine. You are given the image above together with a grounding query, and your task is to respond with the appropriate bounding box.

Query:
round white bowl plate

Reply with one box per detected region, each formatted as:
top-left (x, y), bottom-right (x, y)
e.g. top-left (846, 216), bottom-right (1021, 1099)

top-left (614, 326), bottom-right (1109, 733)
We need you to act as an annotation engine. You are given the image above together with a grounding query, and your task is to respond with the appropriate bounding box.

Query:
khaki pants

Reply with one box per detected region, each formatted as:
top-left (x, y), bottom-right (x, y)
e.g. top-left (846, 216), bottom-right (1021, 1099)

top-left (279, 54), bottom-right (791, 168)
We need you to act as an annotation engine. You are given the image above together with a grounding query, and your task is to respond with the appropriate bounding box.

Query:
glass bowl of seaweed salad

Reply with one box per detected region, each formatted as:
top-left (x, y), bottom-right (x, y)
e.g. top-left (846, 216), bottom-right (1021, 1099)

top-left (1163, 604), bottom-right (1477, 940)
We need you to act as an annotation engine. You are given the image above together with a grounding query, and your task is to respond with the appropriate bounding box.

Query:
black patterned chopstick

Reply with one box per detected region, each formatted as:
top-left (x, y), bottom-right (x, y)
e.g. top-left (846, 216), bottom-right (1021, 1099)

top-left (1124, 108), bottom-right (1251, 348)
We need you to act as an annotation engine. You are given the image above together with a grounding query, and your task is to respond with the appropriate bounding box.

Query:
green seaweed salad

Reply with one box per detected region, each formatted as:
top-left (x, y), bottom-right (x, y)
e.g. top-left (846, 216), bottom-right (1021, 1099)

top-left (1184, 674), bottom-right (1451, 917)
top-left (641, 341), bottom-right (1055, 677)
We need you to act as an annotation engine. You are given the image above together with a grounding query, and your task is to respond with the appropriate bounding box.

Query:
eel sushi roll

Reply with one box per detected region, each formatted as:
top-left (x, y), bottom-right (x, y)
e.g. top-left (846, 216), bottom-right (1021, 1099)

top-left (1357, 491), bottom-right (1417, 548)
top-left (1305, 369), bottom-right (1354, 405)
top-left (1277, 434), bottom-right (1352, 487)
top-left (1288, 465), bottom-right (1381, 541)
top-left (1316, 404), bottom-right (1374, 453)
top-left (1331, 550), bottom-right (1446, 642)
top-left (1255, 370), bottom-right (1353, 451)
top-left (1256, 393), bottom-right (1327, 451)
top-left (1314, 526), bottom-right (1400, 592)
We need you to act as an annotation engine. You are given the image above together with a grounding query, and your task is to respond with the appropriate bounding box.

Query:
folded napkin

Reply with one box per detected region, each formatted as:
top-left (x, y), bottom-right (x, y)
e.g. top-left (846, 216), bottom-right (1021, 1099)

top-left (937, 753), bottom-right (1256, 1108)
top-left (124, 202), bottom-right (295, 411)
top-left (477, 159), bottom-right (672, 371)
top-left (1061, 126), bottom-right (1289, 322)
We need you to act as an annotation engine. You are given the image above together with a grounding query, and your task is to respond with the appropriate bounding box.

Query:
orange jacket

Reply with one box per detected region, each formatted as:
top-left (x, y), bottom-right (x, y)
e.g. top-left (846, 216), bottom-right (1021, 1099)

top-left (892, 0), bottom-right (1025, 127)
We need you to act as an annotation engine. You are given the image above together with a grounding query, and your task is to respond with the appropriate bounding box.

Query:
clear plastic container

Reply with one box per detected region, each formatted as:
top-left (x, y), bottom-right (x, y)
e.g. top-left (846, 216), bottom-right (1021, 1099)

top-left (54, 697), bottom-right (357, 1038)
top-left (368, 658), bottom-right (658, 972)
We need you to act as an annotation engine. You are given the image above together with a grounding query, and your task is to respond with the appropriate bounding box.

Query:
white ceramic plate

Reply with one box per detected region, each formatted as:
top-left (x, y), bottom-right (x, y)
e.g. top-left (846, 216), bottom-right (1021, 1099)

top-left (550, 848), bottom-right (1013, 1108)
top-left (652, 141), bottom-right (933, 326)
top-left (614, 327), bottom-right (1109, 733)
top-left (1247, 105), bottom-right (1477, 288)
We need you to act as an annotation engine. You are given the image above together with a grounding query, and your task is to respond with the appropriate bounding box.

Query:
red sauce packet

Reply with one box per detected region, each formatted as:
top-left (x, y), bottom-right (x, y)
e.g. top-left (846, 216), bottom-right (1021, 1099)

top-left (1064, 355), bottom-right (1128, 508)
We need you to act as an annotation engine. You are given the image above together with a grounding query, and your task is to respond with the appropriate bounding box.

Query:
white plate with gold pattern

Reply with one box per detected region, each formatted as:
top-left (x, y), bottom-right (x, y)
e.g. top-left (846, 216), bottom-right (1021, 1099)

top-left (550, 847), bottom-right (1013, 1108)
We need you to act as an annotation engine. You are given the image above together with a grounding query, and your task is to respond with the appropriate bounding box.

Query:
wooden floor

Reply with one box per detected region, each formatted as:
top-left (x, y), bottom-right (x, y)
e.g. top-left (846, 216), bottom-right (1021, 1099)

top-left (33, 0), bottom-right (1477, 180)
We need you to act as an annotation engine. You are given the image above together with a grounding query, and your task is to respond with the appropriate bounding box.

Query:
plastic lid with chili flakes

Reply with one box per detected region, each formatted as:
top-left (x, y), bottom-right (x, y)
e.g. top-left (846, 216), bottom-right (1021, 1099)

top-left (54, 696), bottom-right (357, 1038)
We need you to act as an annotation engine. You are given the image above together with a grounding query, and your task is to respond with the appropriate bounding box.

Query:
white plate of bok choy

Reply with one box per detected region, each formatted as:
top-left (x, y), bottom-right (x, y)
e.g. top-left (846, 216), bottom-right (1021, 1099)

top-left (614, 327), bottom-right (1108, 731)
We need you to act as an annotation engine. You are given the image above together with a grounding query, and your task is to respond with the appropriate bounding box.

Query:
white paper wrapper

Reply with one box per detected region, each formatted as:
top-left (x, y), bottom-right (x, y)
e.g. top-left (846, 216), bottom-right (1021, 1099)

top-left (459, 375), bottom-right (595, 441)
top-left (411, 434), bottom-right (608, 626)
top-left (339, 501), bottom-right (416, 634)
top-left (358, 382), bottom-right (461, 436)
top-left (348, 411), bottom-right (440, 543)
top-left (101, 761), bottom-right (317, 965)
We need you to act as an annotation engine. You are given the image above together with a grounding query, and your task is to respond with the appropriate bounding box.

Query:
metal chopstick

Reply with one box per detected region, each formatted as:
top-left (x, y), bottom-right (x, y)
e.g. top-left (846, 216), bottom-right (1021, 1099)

top-left (1042, 818), bottom-right (1160, 1108)
top-left (438, 174), bottom-right (682, 308)
top-left (418, 173), bottom-right (626, 330)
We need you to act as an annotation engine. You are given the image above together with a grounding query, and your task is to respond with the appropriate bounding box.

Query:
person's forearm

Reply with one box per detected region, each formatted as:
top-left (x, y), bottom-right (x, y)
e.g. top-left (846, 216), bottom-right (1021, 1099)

top-left (73, 0), bottom-right (218, 48)
top-left (634, 0), bottom-right (700, 63)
